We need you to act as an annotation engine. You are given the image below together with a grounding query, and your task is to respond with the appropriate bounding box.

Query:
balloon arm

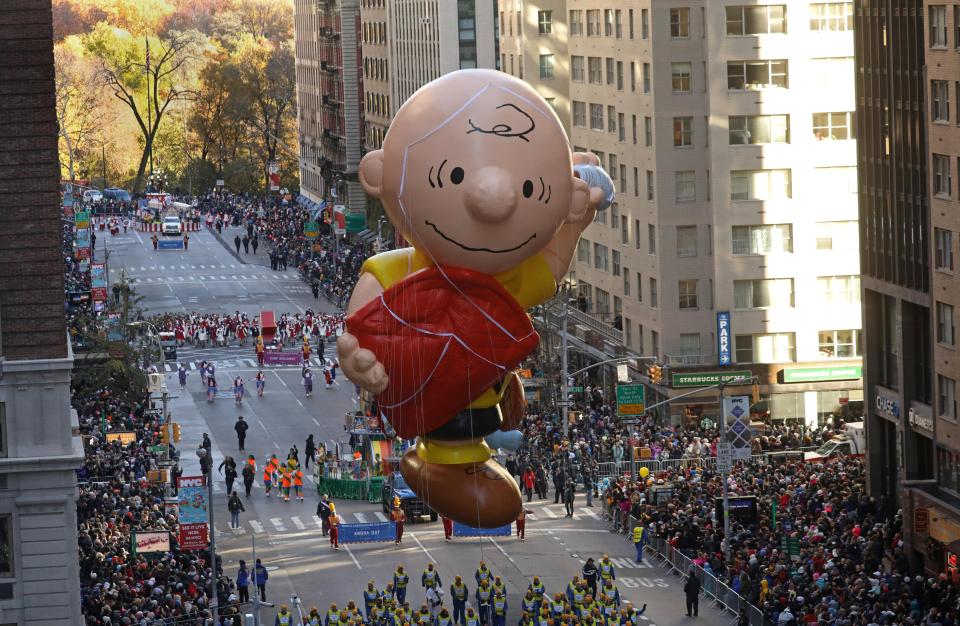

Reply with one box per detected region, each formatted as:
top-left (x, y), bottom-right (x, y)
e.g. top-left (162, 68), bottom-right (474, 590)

top-left (542, 219), bottom-right (594, 283)
top-left (485, 430), bottom-right (522, 452)
top-left (345, 271), bottom-right (384, 315)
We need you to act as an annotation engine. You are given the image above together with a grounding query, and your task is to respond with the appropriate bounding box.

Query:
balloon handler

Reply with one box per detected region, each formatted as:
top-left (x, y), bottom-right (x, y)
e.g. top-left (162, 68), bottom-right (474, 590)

top-left (338, 69), bottom-right (610, 528)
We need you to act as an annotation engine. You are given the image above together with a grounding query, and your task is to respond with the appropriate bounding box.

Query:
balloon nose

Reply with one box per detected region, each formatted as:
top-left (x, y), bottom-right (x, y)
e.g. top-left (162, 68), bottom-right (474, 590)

top-left (464, 167), bottom-right (518, 223)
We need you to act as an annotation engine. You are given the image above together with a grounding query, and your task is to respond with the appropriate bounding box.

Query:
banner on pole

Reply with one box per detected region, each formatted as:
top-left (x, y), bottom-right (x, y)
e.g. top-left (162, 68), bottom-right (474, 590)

top-left (338, 522), bottom-right (396, 544)
top-left (177, 476), bottom-right (209, 551)
top-left (722, 395), bottom-right (752, 460)
top-left (452, 523), bottom-right (512, 537)
top-left (75, 211), bottom-right (91, 229)
top-left (91, 262), bottom-right (107, 302)
top-left (269, 161), bottom-right (280, 191)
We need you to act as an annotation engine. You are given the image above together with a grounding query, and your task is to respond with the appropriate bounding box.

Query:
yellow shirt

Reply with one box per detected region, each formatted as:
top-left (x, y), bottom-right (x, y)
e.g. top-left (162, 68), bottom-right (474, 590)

top-left (361, 248), bottom-right (556, 408)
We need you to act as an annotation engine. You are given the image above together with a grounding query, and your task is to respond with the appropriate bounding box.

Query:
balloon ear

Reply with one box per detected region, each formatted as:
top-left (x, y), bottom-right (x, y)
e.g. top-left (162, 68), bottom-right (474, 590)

top-left (567, 177), bottom-right (590, 224)
top-left (359, 150), bottom-right (384, 197)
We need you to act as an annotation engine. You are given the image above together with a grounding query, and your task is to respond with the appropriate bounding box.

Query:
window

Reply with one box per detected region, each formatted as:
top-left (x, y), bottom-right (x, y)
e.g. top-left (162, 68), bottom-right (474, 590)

top-left (619, 164), bottom-right (627, 193)
top-left (733, 278), bottom-right (794, 308)
top-left (633, 167), bottom-right (639, 196)
top-left (577, 238), bottom-right (591, 263)
top-left (587, 9), bottom-right (601, 36)
top-left (634, 219), bottom-right (641, 249)
top-left (735, 333), bottom-right (796, 364)
top-left (677, 226), bottom-right (698, 257)
top-left (588, 57), bottom-right (602, 84)
top-left (625, 318), bottom-right (632, 347)
top-left (643, 63), bottom-right (652, 93)
top-left (729, 115), bottom-right (789, 144)
top-left (604, 9), bottom-right (614, 36)
top-left (935, 153), bottom-right (952, 197)
top-left (818, 330), bottom-right (862, 358)
top-left (589, 104), bottom-right (604, 130)
top-left (651, 330), bottom-right (659, 357)
top-left (0, 403), bottom-right (5, 458)
top-left (630, 62), bottom-right (636, 91)
top-left (812, 166), bottom-right (857, 195)
top-left (939, 301), bottom-right (956, 346)
top-left (671, 63), bottom-right (691, 93)
top-left (612, 250), bottom-right (621, 276)
top-left (641, 9), bottom-right (649, 39)
top-left (937, 228), bottom-right (955, 271)
top-left (675, 171), bottom-right (696, 202)
top-left (570, 9), bottom-right (583, 36)
top-left (623, 269), bottom-right (631, 296)
top-left (636, 272), bottom-right (643, 301)
top-left (539, 54), bottom-right (555, 79)
top-left (650, 278), bottom-right (658, 308)
top-left (605, 57), bottom-right (615, 85)
top-left (679, 279), bottom-right (698, 310)
top-left (629, 8), bottom-right (635, 38)
top-left (931, 5), bottom-right (948, 48)
top-left (816, 275), bottom-right (861, 305)
top-left (727, 59), bottom-right (788, 90)
top-left (933, 80), bottom-right (951, 122)
top-left (673, 117), bottom-right (693, 147)
top-left (648, 224), bottom-right (656, 254)
top-left (730, 169), bottom-right (792, 201)
top-left (608, 106), bottom-right (617, 132)
top-left (593, 243), bottom-right (609, 271)
top-left (813, 111), bottom-right (856, 140)
top-left (725, 5), bottom-right (786, 35)
top-left (809, 2), bottom-right (853, 31)
top-left (618, 113), bottom-right (626, 141)
top-left (0, 516), bottom-right (11, 576)
top-left (732, 224), bottom-right (793, 255)
top-left (517, 10), bottom-right (522, 36)
top-left (815, 221), bottom-right (858, 251)
top-left (671, 8), bottom-right (690, 38)
top-left (616, 61), bottom-right (624, 90)
top-left (615, 9), bottom-right (623, 38)
top-left (621, 215), bottom-right (629, 244)
top-left (538, 10), bottom-right (552, 34)
top-left (595, 289), bottom-right (611, 317)
top-left (646, 170), bottom-right (655, 200)
top-left (571, 56), bottom-right (585, 82)
top-left (957, 6), bottom-right (960, 48)
top-left (572, 101), bottom-right (586, 127)
top-left (941, 375), bottom-right (958, 418)
top-left (610, 203), bottom-right (619, 231)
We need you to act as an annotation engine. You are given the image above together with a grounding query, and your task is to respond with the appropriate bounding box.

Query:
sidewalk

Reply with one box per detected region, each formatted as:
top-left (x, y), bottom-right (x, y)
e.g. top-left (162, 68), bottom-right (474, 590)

top-left (209, 224), bottom-right (274, 269)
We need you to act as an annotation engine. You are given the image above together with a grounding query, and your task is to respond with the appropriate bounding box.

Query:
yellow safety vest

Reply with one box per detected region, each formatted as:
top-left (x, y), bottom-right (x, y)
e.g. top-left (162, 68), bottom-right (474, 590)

top-left (277, 613), bottom-right (292, 626)
top-left (600, 562), bottom-right (614, 579)
top-left (494, 599), bottom-right (507, 615)
top-left (423, 570), bottom-right (438, 587)
top-left (632, 527), bottom-right (643, 543)
top-left (452, 583), bottom-right (468, 602)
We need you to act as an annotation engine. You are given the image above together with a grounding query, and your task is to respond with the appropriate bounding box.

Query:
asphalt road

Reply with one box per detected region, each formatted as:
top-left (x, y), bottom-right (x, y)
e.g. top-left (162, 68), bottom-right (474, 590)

top-left (106, 226), bottom-right (726, 626)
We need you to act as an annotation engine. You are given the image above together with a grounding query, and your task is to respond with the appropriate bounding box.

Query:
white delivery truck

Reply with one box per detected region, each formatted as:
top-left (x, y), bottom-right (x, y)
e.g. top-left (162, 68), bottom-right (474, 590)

top-left (804, 421), bottom-right (865, 462)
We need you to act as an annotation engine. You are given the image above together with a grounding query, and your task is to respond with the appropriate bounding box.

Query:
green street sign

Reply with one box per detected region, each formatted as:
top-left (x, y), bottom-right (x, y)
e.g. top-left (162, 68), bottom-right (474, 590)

top-left (304, 221), bottom-right (319, 239)
top-left (616, 384), bottom-right (645, 416)
top-left (671, 370), bottom-right (752, 388)
top-left (781, 365), bottom-right (862, 383)
top-left (75, 210), bottom-right (90, 228)
top-left (568, 386), bottom-right (584, 393)
top-left (149, 445), bottom-right (167, 454)
top-left (346, 212), bottom-right (366, 234)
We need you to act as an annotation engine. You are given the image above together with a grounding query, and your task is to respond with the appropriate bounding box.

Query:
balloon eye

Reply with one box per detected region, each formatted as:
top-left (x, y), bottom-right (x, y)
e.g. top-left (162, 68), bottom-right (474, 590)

top-left (450, 167), bottom-right (464, 184)
top-left (522, 180), bottom-right (534, 198)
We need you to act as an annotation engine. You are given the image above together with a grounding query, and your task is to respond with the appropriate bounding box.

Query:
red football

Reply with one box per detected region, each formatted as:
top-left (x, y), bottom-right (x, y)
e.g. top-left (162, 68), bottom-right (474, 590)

top-left (346, 266), bottom-right (540, 438)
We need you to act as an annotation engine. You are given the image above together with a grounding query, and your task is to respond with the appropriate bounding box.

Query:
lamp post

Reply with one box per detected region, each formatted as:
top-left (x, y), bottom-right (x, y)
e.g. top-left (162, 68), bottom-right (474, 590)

top-left (196, 447), bottom-right (219, 625)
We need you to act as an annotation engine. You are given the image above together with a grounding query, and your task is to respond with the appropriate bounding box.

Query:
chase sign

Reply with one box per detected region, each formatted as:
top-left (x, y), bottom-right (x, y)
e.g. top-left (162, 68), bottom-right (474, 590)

top-left (874, 388), bottom-right (900, 420)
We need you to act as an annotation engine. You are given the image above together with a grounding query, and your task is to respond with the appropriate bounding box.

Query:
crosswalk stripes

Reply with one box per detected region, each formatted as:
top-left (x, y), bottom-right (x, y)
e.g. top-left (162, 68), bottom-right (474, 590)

top-left (292, 516), bottom-right (306, 530)
top-left (311, 515), bottom-right (325, 529)
top-left (579, 507), bottom-right (601, 520)
top-left (270, 517), bottom-right (287, 532)
top-left (354, 512), bottom-right (369, 523)
top-left (374, 512), bottom-right (388, 522)
top-left (250, 520), bottom-right (265, 533)
top-left (541, 508), bottom-right (558, 518)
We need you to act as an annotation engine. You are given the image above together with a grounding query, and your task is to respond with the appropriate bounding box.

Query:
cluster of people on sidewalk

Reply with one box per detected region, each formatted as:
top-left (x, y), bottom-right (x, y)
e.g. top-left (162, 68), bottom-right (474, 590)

top-left (270, 557), bottom-right (646, 626)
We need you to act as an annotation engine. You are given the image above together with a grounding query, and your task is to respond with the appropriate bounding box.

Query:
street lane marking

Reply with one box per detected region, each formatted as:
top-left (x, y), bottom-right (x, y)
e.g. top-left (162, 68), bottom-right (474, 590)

top-left (488, 537), bottom-right (515, 565)
top-left (292, 516), bottom-right (306, 530)
top-left (312, 515), bottom-right (324, 529)
top-left (541, 507), bottom-right (558, 518)
top-left (410, 533), bottom-right (435, 563)
top-left (344, 544), bottom-right (362, 569)
top-left (579, 507), bottom-right (600, 520)
top-left (354, 513), bottom-right (368, 523)
top-left (270, 518), bottom-right (286, 531)
top-left (374, 512), bottom-right (388, 522)
top-left (250, 520), bottom-right (264, 533)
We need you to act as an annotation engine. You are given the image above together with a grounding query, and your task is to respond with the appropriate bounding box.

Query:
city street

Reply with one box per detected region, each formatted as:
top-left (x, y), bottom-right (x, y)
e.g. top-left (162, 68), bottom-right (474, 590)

top-left (106, 228), bottom-right (726, 626)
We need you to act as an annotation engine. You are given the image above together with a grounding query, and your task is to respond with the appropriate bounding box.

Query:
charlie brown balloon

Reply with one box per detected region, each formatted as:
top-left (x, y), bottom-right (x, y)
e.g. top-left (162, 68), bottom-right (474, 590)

top-left (339, 69), bottom-right (608, 528)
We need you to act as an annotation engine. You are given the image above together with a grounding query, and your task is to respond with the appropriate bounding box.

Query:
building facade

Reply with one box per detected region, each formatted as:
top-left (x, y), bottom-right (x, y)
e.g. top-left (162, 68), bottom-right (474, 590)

top-left (0, 1), bottom-right (83, 623)
top-left (293, 0), bottom-right (366, 222)
top-left (522, 1), bottom-right (863, 426)
top-left (359, 0), bottom-right (500, 153)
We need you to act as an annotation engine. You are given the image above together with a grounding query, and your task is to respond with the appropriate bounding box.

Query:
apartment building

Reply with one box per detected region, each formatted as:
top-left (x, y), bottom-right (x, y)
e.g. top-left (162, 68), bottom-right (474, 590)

top-left (359, 0), bottom-right (500, 153)
top-left (516, 1), bottom-right (863, 427)
top-left (0, 1), bottom-right (84, 622)
top-left (293, 0), bottom-right (366, 223)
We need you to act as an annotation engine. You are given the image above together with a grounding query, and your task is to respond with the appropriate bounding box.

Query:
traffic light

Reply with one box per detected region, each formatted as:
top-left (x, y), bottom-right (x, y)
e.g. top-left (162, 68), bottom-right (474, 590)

top-left (648, 364), bottom-right (663, 385)
top-left (172, 423), bottom-right (182, 443)
top-left (159, 423), bottom-right (170, 445)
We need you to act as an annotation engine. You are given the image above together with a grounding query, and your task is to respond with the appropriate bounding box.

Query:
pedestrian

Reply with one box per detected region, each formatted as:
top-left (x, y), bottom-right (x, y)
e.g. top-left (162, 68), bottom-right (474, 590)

top-left (329, 504), bottom-right (341, 550)
top-left (151, 233), bottom-right (158, 250)
top-left (394, 565), bottom-right (410, 604)
top-left (234, 234), bottom-right (242, 254)
top-left (442, 515), bottom-right (453, 542)
top-left (221, 457), bottom-right (238, 495)
top-left (235, 415), bottom-right (249, 450)
top-left (317, 494), bottom-right (332, 535)
top-left (391, 500), bottom-right (406, 544)
top-left (228, 491), bottom-right (245, 529)
top-left (427, 585), bottom-right (445, 619)
top-left (201, 432), bottom-right (212, 453)
top-left (276, 603), bottom-right (294, 625)
top-left (252, 235), bottom-right (259, 254)
top-left (563, 478), bottom-right (575, 517)
top-left (183, 233), bottom-right (189, 250)
top-left (242, 456), bottom-right (256, 497)
top-left (311, 280), bottom-right (320, 300)
top-left (237, 560), bottom-right (251, 604)
top-left (256, 369), bottom-right (266, 397)
top-left (684, 567), bottom-right (701, 617)
top-left (255, 558), bottom-right (269, 601)
top-left (303, 368), bottom-right (314, 397)
top-left (632, 525), bottom-right (646, 563)
top-left (178, 362), bottom-right (188, 389)
top-left (522, 467), bottom-right (535, 502)
top-left (243, 235), bottom-right (250, 253)
top-left (305, 434), bottom-right (316, 469)
top-left (516, 507), bottom-right (530, 541)
top-left (582, 558), bottom-right (598, 599)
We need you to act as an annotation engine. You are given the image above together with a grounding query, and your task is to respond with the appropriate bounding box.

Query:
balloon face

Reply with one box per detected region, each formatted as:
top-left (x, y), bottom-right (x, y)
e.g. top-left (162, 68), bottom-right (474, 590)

top-left (382, 73), bottom-right (575, 275)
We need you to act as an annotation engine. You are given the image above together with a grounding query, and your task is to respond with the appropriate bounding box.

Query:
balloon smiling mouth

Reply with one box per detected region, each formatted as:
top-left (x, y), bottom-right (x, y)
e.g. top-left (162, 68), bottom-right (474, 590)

top-left (424, 220), bottom-right (536, 254)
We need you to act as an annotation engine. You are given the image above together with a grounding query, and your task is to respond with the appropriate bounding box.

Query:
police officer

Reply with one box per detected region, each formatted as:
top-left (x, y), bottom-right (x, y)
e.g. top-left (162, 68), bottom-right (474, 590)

top-left (450, 575), bottom-right (470, 626)
top-left (394, 565), bottom-right (410, 604)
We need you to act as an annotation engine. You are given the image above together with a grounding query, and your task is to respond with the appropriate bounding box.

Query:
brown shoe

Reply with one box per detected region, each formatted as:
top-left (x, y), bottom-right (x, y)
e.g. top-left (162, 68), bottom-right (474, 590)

top-left (400, 448), bottom-right (521, 528)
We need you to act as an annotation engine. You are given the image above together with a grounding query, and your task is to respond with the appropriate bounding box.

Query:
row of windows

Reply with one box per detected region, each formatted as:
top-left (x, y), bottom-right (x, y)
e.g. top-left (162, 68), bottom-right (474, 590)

top-left (362, 57), bottom-right (388, 83)
top-left (364, 91), bottom-right (390, 119)
top-left (361, 20), bottom-right (386, 46)
top-left (566, 4), bottom-right (851, 42)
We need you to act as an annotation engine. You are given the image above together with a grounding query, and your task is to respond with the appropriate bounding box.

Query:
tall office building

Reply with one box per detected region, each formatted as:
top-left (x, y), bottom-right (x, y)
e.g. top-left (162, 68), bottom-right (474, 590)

top-left (359, 0), bottom-right (500, 152)
top-left (515, 2), bottom-right (863, 426)
top-left (0, 1), bottom-right (83, 622)
top-left (293, 0), bottom-right (366, 223)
